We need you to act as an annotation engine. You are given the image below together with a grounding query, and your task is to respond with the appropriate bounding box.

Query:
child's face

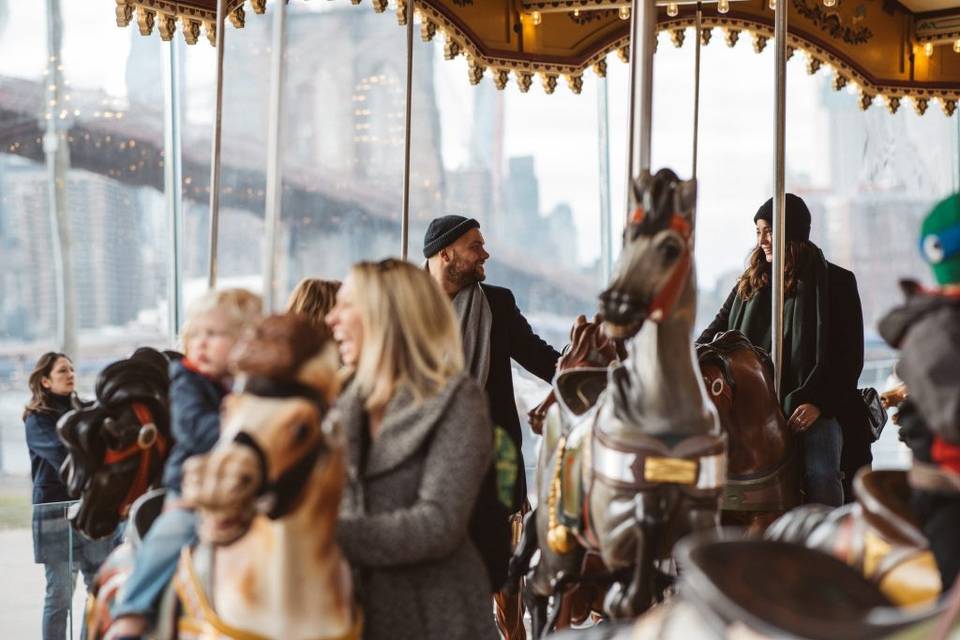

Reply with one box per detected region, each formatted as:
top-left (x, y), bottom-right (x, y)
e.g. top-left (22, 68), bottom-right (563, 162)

top-left (186, 310), bottom-right (237, 380)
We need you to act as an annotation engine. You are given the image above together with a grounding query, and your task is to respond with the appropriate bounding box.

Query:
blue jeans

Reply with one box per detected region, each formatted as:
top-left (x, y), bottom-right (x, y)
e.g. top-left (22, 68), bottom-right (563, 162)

top-left (802, 416), bottom-right (844, 507)
top-left (111, 508), bottom-right (197, 620)
top-left (41, 522), bottom-right (120, 640)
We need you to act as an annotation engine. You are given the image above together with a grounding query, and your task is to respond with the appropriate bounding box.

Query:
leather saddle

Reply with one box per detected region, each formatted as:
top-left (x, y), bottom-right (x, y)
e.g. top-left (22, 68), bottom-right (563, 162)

top-left (542, 368), bottom-right (609, 533)
top-left (766, 469), bottom-right (941, 607)
top-left (675, 534), bottom-right (950, 640)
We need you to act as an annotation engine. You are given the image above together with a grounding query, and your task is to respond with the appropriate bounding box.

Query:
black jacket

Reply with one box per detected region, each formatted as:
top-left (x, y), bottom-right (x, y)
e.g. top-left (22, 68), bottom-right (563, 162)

top-left (480, 283), bottom-right (560, 505)
top-left (470, 284), bottom-right (559, 590)
top-left (698, 259), bottom-right (871, 486)
top-left (24, 394), bottom-right (74, 505)
top-left (161, 360), bottom-right (228, 494)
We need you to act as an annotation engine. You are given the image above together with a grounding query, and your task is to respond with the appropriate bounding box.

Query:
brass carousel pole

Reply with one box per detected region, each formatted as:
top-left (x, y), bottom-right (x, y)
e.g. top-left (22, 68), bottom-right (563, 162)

top-left (163, 36), bottom-right (184, 342)
top-left (692, 2), bottom-right (702, 182)
top-left (625, 0), bottom-right (657, 215)
top-left (263, 0), bottom-right (288, 312)
top-left (44, 0), bottom-right (76, 357)
top-left (400, 0), bottom-right (415, 261)
top-left (207, 0), bottom-right (227, 289)
top-left (771, 0), bottom-right (788, 394)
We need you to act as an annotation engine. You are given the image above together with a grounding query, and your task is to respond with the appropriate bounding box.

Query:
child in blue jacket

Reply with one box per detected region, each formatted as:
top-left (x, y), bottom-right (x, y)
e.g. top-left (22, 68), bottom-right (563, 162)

top-left (109, 289), bottom-right (261, 635)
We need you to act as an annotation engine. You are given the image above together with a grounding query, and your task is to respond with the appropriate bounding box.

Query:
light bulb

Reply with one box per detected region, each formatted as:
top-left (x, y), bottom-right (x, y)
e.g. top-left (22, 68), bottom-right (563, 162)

top-left (954, 39), bottom-right (960, 53)
top-left (619, 6), bottom-right (630, 20)
top-left (718, 0), bottom-right (730, 13)
top-left (667, 3), bottom-right (679, 17)
top-left (925, 42), bottom-right (934, 58)
top-left (769, 0), bottom-right (776, 9)
top-left (573, 8), bottom-right (580, 17)
top-left (531, 10), bottom-right (542, 25)
top-left (822, 0), bottom-right (836, 7)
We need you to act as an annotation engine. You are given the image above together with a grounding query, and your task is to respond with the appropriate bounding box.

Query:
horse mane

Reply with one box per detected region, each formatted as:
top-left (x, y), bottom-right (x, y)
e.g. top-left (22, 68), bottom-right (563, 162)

top-left (57, 347), bottom-right (172, 539)
top-left (630, 168), bottom-right (681, 237)
top-left (696, 330), bottom-right (775, 394)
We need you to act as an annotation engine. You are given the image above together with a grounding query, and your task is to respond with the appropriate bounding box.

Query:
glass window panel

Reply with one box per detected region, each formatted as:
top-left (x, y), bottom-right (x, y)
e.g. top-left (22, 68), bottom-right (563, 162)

top-left (268, 2), bottom-right (407, 301)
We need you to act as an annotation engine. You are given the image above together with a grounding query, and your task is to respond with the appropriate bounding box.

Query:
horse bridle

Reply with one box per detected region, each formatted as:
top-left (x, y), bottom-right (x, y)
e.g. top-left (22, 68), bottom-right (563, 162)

top-left (230, 377), bottom-right (329, 520)
top-left (628, 205), bottom-right (693, 322)
top-left (101, 401), bottom-right (170, 515)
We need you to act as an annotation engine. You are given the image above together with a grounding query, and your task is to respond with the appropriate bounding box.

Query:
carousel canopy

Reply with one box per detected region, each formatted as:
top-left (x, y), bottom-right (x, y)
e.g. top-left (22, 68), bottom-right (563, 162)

top-left (116, 0), bottom-right (960, 113)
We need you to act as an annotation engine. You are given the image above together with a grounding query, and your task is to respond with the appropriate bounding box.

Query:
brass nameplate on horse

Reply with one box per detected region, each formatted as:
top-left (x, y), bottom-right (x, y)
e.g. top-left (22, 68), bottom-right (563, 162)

top-left (644, 457), bottom-right (698, 485)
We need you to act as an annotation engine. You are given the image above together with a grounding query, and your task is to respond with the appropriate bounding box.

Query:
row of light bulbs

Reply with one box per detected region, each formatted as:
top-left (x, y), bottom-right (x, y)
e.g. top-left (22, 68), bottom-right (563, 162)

top-left (528, 0), bottom-right (851, 24)
top-left (923, 40), bottom-right (960, 56)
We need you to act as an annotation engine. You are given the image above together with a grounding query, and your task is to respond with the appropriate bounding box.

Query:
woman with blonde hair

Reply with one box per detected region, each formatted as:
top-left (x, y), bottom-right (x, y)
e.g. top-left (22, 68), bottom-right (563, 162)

top-left (326, 258), bottom-right (497, 640)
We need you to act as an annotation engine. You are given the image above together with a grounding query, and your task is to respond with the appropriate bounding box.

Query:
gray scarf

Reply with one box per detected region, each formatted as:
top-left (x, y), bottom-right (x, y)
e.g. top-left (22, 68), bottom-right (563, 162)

top-left (452, 284), bottom-right (493, 387)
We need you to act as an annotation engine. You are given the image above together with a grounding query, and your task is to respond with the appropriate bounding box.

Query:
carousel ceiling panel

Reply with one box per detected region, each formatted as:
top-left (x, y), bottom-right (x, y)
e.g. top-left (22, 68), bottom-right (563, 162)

top-left (113, 0), bottom-right (960, 111)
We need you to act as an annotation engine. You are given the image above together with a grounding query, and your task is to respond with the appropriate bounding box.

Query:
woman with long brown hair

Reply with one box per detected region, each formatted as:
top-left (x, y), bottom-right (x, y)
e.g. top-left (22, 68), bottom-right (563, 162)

top-left (24, 352), bottom-right (114, 639)
top-left (698, 194), bottom-right (868, 507)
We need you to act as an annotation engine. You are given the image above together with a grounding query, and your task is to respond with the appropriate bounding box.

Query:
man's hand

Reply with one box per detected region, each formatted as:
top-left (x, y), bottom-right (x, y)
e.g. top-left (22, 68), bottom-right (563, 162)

top-left (787, 403), bottom-right (821, 432)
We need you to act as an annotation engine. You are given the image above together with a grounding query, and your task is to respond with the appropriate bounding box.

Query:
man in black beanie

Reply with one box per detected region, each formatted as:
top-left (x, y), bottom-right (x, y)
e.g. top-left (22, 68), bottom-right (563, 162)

top-left (424, 215), bottom-right (560, 590)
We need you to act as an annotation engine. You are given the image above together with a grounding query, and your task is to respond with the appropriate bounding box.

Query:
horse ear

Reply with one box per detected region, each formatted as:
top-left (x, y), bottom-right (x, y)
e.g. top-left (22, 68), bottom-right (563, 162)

top-left (676, 178), bottom-right (697, 220)
top-left (631, 170), bottom-right (652, 209)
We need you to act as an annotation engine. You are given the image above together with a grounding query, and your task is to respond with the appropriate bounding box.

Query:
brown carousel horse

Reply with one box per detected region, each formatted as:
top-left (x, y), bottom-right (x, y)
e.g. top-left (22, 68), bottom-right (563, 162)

top-left (58, 347), bottom-right (172, 540)
top-left (697, 330), bottom-right (800, 532)
top-left (510, 169), bottom-right (727, 637)
top-left (160, 314), bottom-right (358, 639)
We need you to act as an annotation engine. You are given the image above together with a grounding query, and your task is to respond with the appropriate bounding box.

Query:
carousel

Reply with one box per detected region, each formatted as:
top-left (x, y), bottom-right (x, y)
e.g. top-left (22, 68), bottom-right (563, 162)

top-left (34, 0), bottom-right (960, 638)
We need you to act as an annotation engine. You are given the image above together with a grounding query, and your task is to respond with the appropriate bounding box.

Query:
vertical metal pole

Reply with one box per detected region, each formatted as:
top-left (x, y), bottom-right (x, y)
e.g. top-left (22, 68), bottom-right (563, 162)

top-left (207, 0), bottom-right (226, 289)
top-left (163, 37), bottom-right (184, 343)
top-left (263, 0), bottom-right (287, 312)
top-left (625, 0), bottom-right (656, 216)
top-left (692, 3), bottom-right (702, 181)
top-left (598, 75), bottom-right (613, 283)
top-left (772, 0), bottom-right (788, 394)
top-left (400, 0), bottom-right (415, 261)
top-left (44, 0), bottom-right (76, 357)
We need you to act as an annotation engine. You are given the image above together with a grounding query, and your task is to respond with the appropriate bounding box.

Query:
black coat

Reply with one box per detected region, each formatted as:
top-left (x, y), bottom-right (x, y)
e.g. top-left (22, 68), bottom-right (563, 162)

top-left (698, 260), bottom-right (872, 490)
top-left (480, 283), bottom-right (560, 505)
top-left (469, 284), bottom-right (559, 590)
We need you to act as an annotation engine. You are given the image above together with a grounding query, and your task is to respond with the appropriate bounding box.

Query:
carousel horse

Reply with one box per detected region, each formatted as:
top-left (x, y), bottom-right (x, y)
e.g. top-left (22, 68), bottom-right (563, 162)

top-left (497, 316), bottom-right (622, 639)
top-left (696, 330), bottom-right (800, 532)
top-left (552, 529), bottom-right (960, 640)
top-left (152, 313), bottom-right (359, 640)
top-left (511, 169), bottom-right (726, 636)
top-left (766, 467), bottom-right (943, 607)
top-left (58, 347), bottom-right (172, 540)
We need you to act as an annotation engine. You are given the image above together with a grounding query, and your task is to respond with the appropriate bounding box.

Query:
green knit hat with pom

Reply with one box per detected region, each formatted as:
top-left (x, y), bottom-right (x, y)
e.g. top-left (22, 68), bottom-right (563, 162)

top-left (920, 194), bottom-right (960, 285)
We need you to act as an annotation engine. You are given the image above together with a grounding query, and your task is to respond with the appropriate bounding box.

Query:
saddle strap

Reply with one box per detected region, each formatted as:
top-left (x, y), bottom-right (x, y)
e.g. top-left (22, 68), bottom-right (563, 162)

top-left (722, 448), bottom-right (800, 512)
top-left (591, 432), bottom-right (726, 495)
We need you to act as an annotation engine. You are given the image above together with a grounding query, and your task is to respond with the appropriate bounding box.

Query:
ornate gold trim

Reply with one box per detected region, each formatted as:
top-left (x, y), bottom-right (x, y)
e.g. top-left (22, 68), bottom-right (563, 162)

top-left (109, 0), bottom-right (960, 112)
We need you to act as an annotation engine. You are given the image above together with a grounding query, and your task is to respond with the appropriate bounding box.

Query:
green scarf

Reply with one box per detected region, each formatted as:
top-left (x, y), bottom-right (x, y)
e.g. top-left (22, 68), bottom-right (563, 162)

top-left (726, 247), bottom-right (829, 417)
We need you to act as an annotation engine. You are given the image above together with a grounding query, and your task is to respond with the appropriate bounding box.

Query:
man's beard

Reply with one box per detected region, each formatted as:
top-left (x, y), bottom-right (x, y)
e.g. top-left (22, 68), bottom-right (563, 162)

top-left (446, 253), bottom-right (486, 288)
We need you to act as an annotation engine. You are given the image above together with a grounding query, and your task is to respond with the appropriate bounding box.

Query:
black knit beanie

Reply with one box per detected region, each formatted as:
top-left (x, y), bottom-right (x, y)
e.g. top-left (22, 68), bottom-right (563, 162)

top-left (753, 193), bottom-right (812, 242)
top-left (423, 215), bottom-right (480, 258)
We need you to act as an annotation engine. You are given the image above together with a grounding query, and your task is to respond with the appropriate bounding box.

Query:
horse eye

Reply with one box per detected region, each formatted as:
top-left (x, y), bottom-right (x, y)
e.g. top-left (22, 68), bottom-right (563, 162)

top-left (659, 239), bottom-right (681, 262)
top-left (292, 423), bottom-right (311, 444)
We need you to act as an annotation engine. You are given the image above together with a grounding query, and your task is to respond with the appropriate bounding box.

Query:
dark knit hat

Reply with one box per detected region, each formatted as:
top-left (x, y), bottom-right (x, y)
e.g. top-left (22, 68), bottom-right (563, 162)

top-left (423, 215), bottom-right (480, 258)
top-left (753, 193), bottom-right (812, 242)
